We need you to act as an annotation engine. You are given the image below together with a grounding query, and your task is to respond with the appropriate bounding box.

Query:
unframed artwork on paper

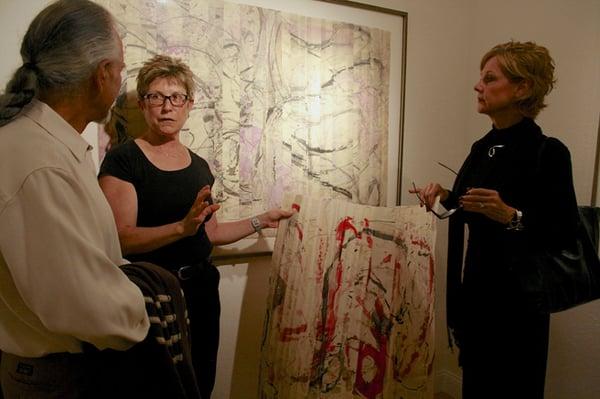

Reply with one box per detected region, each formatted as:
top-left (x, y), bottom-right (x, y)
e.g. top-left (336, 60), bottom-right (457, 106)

top-left (259, 194), bottom-right (436, 398)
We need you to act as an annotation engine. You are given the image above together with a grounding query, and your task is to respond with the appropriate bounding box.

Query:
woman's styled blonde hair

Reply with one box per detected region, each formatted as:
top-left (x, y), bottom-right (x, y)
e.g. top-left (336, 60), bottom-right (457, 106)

top-left (136, 54), bottom-right (196, 99)
top-left (481, 41), bottom-right (556, 119)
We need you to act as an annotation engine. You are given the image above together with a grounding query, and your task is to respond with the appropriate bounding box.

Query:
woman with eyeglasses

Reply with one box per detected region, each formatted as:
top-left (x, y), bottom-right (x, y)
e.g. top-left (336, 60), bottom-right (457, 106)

top-left (98, 54), bottom-right (293, 398)
top-left (411, 41), bottom-right (579, 398)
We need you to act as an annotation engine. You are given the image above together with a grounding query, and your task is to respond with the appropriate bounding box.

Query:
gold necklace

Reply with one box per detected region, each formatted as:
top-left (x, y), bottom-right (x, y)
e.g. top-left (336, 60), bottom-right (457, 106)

top-left (155, 144), bottom-right (185, 158)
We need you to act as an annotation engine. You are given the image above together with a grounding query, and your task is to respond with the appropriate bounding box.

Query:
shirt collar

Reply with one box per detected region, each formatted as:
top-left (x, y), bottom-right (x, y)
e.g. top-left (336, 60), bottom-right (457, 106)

top-left (22, 99), bottom-right (93, 163)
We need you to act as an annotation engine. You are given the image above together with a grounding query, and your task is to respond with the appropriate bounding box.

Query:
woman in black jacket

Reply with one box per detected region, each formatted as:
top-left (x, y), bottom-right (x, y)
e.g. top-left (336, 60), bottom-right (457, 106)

top-left (412, 41), bottom-right (579, 398)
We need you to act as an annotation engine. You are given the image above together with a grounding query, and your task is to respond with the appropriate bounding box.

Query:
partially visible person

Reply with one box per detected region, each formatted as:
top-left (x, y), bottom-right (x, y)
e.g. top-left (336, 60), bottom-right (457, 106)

top-left (0, 1), bottom-right (151, 397)
top-left (103, 90), bottom-right (148, 150)
top-left (98, 54), bottom-right (293, 398)
top-left (411, 41), bottom-right (579, 399)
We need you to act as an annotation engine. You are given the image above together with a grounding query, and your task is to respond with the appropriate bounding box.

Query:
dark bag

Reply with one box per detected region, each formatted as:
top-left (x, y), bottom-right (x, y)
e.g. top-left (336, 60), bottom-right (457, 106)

top-left (511, 137), bottom-right (600, 313)
top-left (513, 206), bottom-right (600, 313)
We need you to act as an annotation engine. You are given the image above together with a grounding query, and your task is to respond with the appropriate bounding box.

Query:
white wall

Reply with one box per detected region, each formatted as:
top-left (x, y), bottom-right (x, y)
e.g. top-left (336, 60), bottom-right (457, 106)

top-left (2, 1), bottom-right (599, 398)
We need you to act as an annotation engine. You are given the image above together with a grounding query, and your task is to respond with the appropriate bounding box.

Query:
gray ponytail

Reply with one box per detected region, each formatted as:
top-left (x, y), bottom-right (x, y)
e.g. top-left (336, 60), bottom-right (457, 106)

top-left (0, 0), bottom-right (120, 127)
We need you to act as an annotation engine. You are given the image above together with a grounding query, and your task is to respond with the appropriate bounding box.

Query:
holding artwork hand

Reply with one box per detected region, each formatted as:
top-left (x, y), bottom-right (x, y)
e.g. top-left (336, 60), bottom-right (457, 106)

top-left (253, 208), bottom-right (296, 230)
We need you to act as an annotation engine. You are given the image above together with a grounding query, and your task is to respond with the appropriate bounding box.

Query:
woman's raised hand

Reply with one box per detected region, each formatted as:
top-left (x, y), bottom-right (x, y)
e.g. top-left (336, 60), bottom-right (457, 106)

top-left (180, 185), bottom-right (220, 237)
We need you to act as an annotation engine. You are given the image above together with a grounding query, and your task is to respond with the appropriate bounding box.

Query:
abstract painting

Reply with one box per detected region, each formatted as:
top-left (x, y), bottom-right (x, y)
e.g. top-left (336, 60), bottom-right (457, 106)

top-left (96, 0), bottom-right (391, 220)
top-left (260, 194), bottom-right (436, 398)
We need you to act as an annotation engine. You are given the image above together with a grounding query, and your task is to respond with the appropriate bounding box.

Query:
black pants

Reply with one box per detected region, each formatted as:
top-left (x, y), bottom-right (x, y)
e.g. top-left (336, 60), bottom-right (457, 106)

top-left (460, 305), bottom-right (550, 399)
top-left (178, 261), bottom-right (221, 399)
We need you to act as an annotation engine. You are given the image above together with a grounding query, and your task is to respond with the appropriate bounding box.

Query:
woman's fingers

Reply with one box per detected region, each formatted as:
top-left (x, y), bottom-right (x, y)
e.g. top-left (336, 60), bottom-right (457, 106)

top-left (460, 188), bottom-right (512, 223)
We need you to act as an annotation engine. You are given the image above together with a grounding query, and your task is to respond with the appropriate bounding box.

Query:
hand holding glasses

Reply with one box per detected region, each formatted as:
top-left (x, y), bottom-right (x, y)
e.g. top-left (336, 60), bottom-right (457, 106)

top-left (411, 182), bottom-right (461, 219)
top-left (411, 162), bottom-right (461, 220)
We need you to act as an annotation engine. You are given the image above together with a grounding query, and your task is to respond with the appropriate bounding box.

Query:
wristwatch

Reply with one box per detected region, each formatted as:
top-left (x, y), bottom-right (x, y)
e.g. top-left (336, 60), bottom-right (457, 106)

top-left (251, 216), bottom-right (262, 233)
top-left (507, 209), bottom-right (524, 231)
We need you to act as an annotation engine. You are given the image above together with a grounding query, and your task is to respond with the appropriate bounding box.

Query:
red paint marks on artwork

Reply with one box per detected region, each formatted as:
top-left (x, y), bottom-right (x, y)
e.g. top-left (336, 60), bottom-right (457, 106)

top-left (394, 260), bottom-right (402, 273)
top-left (353, 298), bottom-right (387, 398)
top-left (280, 323), bottom-right (308, 342)
top-left (313, 257), bottom-right (345, 372)
top-left (410, 237), bottom-right (431, 252)
top-left (399, 351), bottom-right (421, 378)
top-left (428, 255), bottom-right (435, 294)
top-left (324, 261), bottom-right (344, 352)
top-left (382, 254), bottom-right (392, 263)
top-left (316, 235), bottom-right (325, 284)
top-left (363, 218), bottom-right (373, 248)
top-left (292, 203), bottom-right (301, 212)
top-left (336, 216), bottom-right (358, 254)
top-left (397, 313), bottom-right (431, 379)
top-left (295, 223), bottom-right (303, 241)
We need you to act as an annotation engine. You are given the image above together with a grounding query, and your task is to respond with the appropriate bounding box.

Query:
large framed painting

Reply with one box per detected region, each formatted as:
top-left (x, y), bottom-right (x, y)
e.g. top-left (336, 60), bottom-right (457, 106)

top-left (96, 0), bottom-right (407, 214)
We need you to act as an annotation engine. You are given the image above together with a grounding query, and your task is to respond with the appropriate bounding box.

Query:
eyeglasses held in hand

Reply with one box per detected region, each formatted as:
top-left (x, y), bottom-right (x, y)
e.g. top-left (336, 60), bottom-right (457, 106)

top-left (411, 182), bottom-right (461, 220)
top-left (144, 92), bottom-right (189, 107)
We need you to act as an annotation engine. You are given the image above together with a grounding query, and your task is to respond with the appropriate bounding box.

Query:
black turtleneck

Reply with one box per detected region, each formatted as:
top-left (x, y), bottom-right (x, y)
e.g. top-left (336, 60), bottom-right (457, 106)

top-left (444, 117), bottom-right (578, 248)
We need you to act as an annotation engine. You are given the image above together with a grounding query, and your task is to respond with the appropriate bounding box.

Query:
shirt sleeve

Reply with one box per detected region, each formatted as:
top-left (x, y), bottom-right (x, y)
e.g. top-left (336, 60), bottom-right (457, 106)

top-left (99, 143), bottom-right (135, 183)
top-left (0, 167), bottom-right (149, 351)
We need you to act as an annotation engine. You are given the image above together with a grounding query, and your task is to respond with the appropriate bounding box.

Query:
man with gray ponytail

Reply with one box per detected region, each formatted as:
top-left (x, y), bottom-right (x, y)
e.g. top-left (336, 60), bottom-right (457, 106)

top-left (0, 1), bottom-right (151, 397)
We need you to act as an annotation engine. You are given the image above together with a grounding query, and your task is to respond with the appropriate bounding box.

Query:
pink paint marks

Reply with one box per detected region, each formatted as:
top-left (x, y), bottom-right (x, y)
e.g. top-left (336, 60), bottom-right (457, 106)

top-left (239, 125), bottom-right (262, 181)
top-left (382, 254), bottom-right (392, 263)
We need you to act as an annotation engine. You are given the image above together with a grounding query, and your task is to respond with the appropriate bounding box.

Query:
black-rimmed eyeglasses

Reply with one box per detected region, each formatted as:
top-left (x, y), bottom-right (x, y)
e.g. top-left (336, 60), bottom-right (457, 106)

top-left (143, 92), bottom-right (189, 107)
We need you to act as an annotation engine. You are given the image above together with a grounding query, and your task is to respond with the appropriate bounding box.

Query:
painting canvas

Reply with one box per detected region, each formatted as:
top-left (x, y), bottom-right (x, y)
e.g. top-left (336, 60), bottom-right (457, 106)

top-left (260, 193), bottom-right (436, 398)
top-left (97, 0), bottom-right (391, 220)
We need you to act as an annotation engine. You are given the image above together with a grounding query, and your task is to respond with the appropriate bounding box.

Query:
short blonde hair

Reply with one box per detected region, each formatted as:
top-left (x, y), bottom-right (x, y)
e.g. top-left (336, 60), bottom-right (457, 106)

top-left (481, 41), bottom-right (556, 118)
top-left (136, 54), bottom-right (195, 100)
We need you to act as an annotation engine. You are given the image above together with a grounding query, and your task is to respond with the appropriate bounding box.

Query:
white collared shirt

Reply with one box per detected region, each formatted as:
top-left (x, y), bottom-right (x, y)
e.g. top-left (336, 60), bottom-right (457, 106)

top-left (0, 99), bottom-right (149, 357)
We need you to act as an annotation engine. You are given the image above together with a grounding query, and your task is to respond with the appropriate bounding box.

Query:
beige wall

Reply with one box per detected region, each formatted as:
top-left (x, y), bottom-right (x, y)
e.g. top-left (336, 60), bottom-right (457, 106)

top-left (1, 1), bottom-right (599, 398)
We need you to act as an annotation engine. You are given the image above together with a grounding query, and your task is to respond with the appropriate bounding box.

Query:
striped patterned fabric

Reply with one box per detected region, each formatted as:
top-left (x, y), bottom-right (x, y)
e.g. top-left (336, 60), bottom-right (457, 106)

top-left (121, 262), bottom-right (200, 398)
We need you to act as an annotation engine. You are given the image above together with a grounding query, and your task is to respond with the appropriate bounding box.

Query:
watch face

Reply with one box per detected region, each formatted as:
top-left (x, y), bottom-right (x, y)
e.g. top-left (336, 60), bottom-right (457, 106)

top-left (251, 217), bottom-right (262, 231)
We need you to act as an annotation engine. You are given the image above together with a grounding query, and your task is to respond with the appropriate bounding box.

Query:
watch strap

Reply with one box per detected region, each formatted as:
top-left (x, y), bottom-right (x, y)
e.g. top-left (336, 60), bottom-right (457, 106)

top-left (507, 209), bottom-right (524, 231)
top-left (251, 216), bottom-right (262, 232)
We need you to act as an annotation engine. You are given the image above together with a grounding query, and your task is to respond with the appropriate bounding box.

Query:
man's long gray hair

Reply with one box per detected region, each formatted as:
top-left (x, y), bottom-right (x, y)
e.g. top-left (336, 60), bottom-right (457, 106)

top-left (0, 0), bottom-right (120, 127)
